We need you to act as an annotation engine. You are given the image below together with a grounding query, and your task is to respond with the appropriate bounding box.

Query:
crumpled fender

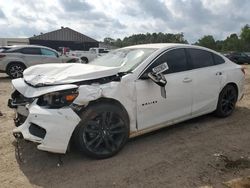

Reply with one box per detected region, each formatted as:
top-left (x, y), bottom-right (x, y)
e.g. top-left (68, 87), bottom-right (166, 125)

top-left (73, 80), bottom-right (137, 132)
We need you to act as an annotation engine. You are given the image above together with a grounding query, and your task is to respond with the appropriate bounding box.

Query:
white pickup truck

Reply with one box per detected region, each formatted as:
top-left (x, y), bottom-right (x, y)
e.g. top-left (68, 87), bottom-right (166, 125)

top-left (68, 48), bottom-right (110, 63)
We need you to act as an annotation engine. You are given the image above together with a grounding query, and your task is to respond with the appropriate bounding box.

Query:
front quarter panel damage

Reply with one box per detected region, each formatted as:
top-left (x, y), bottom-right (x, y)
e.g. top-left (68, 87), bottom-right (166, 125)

top-left (73, 79), bottom-right (137, 132)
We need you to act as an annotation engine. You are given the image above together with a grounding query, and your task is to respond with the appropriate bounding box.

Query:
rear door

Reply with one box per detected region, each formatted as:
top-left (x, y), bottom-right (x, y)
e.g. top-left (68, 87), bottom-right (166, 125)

top-left (136, 48), bottom-right (193, 130)
top-left (186, 48), bottom-right (224, 115)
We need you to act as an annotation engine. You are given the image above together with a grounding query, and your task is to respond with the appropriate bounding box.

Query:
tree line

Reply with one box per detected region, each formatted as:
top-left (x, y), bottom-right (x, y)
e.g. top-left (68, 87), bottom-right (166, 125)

top-left (103, 24), bottom-right (250, 52)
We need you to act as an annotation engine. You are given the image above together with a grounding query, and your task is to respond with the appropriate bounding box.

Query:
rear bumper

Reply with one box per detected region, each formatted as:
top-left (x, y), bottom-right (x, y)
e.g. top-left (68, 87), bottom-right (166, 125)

top-left (13, 100), bottom-right (81, 153)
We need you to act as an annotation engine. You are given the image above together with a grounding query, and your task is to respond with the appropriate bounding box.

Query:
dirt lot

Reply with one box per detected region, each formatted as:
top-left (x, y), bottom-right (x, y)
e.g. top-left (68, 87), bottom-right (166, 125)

top-left (0, 66), bottom-right (250, 188)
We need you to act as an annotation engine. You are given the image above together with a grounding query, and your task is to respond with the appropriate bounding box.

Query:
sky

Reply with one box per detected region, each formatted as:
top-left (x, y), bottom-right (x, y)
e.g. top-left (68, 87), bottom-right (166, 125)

top-left (0, 0), bottom-right (249, 43)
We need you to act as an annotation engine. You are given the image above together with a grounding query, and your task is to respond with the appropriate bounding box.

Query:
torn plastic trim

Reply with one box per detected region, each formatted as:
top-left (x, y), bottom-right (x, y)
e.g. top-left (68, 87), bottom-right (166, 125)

top-left (70, 74), bottom-right (122, 86)
top-left (8, 90), bottom-right (35, 108)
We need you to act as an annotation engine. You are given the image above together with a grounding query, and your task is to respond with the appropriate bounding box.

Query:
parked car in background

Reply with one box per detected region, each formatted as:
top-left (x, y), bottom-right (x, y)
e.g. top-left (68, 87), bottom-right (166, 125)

top-left (226, 52), bottom-right (250, 64)
top-left (0, 45), bottom-right (81, 78)
top-left (8, 43), bottom-right (245, 159)
top-left (244, 52), bottom-right (250, 56)
top-left (68, 47), bottom-right (110, 63)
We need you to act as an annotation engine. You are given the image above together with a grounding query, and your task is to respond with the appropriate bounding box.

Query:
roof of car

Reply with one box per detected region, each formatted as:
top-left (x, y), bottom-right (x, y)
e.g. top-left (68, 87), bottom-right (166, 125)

top-left (5, 45), bottom-right (58, 52)
top-left (123, 43), bottom-right (212, 50)
top-left (123, 43), bottom-right (190, 49)
top-left (123, 43), bottom-right (224, 56)
top-left (9, 45), bottom-right (52, 48)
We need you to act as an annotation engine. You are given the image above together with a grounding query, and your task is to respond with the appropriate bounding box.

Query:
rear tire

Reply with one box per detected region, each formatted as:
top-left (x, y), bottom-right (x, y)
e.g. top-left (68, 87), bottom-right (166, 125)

top-left (73, 102), bottom-right (129, 159)
top-left (6, 62), bottom-right (26, 78)
top-left (215, 85), bottom-right (237, 117)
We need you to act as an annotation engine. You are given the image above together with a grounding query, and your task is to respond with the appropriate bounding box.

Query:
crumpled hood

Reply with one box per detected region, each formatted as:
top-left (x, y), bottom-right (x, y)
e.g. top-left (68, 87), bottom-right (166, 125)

top-left (23, 63), bottom-right (121, 86)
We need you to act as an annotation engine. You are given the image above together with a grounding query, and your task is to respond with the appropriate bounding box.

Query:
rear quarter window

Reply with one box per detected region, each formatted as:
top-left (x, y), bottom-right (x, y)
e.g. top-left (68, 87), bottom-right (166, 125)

top-left (213, 54), bottom-right (225, 65)
top-left (41, 48), bottom-right (58, 57)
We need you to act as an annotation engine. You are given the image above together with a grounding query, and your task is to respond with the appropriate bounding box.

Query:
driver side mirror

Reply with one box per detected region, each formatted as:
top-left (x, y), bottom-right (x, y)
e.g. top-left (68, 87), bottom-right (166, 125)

top-left (148, 62), bottom-right (168, 86)
top-left (148, 62), bottom-right (169, 98)
top-left (148, 72), bottom-right (167, 87)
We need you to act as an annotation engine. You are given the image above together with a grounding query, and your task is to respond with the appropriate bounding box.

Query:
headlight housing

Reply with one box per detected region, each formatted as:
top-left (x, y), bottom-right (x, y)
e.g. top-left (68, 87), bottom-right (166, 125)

top-left (37, 89), bottom-right (78, 108)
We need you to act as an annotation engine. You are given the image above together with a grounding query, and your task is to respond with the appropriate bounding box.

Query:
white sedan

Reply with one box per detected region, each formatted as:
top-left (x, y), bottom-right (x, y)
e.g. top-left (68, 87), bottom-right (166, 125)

top-left (8, 43), bottom-right (245, 159)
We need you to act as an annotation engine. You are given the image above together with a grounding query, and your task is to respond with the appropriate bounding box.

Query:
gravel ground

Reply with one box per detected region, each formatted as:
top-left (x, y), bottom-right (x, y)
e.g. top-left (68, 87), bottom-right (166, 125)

top-left (0, 65), bottom-right (250, 188)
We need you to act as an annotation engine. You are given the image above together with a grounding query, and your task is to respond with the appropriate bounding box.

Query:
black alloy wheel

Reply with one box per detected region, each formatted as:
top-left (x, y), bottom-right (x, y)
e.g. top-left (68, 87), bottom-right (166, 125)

top-left (215, 85), bottom-right (237, 117)
top-left (74, 102), bottom-right (129, 159)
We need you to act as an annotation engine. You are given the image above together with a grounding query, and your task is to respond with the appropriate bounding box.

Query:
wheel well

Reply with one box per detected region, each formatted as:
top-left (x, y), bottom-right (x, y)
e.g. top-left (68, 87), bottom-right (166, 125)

top-left (224, 82), bottom-right (238, 99)
top-left (89, 97), bottom-right (129, 119)
top-left (6, 61), bottom-right (26, 72)
top-left (69, 97), bottom-right (130, 150)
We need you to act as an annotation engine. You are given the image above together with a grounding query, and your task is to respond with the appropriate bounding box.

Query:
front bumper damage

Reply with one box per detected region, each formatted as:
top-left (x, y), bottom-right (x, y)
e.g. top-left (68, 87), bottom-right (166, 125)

top-left (12, 100), bottom-right (81, 153)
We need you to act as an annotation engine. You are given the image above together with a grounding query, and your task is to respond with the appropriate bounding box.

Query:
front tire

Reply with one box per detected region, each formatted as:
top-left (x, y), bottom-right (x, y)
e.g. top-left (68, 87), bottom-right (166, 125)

top-left (81, 57), bottom-right (89, 64)
top-left (74, 102), bottom-right (129, 159)
top-left (215, 85), bottom-right (237, 117)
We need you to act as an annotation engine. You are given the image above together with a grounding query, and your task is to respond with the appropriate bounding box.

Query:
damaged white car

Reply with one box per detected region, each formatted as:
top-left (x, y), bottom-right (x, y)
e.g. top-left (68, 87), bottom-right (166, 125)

top-left (8, 43), bottom-right (245, 159)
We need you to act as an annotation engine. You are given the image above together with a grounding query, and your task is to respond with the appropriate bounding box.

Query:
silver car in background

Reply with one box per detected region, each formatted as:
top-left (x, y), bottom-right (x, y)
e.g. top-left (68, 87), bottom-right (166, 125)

top-left (0, 45), bottom-right (81, 78)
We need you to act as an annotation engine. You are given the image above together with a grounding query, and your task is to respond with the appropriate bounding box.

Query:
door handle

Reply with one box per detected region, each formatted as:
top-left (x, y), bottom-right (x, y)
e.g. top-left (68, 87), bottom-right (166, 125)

top-left (216, 72), bottom-right (222, 76)
top-left (183, 78), bottom-right (192, 83)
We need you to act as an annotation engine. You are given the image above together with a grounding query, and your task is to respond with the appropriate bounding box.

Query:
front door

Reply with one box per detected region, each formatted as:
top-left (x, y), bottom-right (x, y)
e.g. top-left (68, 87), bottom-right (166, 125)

top-left (136, 48), bottom-right (193, 131)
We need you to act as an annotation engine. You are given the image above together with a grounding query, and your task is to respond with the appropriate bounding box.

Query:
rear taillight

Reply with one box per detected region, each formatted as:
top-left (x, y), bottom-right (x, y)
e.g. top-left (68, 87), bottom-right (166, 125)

top-left (241, 67), bottom-right (246, 76)
top-left (0, 54), bottom-right (6, 58)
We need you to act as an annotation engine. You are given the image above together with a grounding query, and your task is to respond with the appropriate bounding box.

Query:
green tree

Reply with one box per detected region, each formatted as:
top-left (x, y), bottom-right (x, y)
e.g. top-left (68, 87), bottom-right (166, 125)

top-left (107, 32), bottom-right (188, 47)
top-left (195, 35), bottom-right (217, 50)
top-left (103, 37), bottom-right (115, 45)
top-left (215, 40), bottom-right (224, 51)
top-left (240, 24), bottom-right (250, 51)
top-left (240, 24), bottom-right (250, 41)
top-left (222, 33), bottom-right (242, 51)
top-left (114, 38), bottom-right (122, 47)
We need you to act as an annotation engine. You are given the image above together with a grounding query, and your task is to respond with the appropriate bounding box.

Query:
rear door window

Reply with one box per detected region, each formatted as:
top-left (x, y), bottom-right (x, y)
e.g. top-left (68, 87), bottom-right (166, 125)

top-left (21, 47), bottom-right (41, 55)
top-left (188, 48), bottom-right (214, 69)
